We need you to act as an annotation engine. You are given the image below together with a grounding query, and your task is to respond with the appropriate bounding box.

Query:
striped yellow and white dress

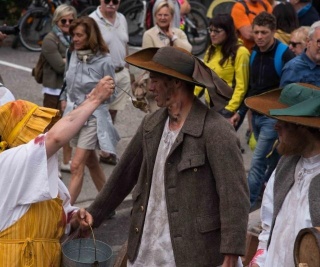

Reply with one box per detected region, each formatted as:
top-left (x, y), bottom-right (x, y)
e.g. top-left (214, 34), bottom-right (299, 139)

top-left (0, 198), bottom-right (65, 266)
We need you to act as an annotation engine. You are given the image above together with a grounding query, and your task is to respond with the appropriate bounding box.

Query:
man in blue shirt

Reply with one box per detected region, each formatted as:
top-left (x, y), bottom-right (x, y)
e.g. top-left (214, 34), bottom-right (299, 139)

top-left (281, 21), bottom-right (320, 87)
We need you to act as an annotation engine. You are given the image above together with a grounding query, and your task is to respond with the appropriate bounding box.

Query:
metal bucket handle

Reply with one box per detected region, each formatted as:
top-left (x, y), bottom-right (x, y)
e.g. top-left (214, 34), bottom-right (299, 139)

top-left (88, 224), bottom-right (99, 267)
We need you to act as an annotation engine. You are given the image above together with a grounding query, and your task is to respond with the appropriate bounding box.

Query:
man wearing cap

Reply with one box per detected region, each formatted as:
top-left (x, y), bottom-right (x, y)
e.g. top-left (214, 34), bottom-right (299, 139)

top-left (88, 46), bottom-right (250, 267)
top-left (0, 75), bottom-right (115, 265)
top-left (280, 20), bottom-right (320, 87)
top-left (245, 83), bottom-right (320, 267)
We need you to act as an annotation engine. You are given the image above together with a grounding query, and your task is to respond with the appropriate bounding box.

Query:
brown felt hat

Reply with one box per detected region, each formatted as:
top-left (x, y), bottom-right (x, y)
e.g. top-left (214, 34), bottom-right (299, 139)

top-left (245, 83), bottom-right (320, 129)
top-left (125, 47), bottom-right (205, 87)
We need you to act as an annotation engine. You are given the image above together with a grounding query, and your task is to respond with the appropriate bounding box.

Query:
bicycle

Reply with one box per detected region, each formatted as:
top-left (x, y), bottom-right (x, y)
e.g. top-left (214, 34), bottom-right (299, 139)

top-left (15, 0), bottom-right (99, 52)
top-left (122, 0), bottom-right (209, 56)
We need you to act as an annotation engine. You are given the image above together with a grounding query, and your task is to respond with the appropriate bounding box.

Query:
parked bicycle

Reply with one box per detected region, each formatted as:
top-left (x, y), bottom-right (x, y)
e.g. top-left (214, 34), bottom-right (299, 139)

top-left (14, 0), bottom-right (98, 52)
top-left (121, 0), bottom-right (209, 56)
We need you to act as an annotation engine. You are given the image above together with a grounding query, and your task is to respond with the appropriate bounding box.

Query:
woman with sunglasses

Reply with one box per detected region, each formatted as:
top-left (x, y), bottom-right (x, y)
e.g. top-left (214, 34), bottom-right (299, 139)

top-left (289, 26), bottom-right (310, 56)
top-left (41, 4), bottom-right (77, 110)
top-left (60, 16), bottom-right (119, 205)
top-left (41, 4), bottom-right (77, 173)
top-left (195, 14), bottom-right (250, 126)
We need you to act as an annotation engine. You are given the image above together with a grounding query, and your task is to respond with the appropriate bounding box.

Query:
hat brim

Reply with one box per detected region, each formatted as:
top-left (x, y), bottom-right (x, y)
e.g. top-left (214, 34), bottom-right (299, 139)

top-left (245, 83), bottom-right (320, 129)
top-left (125, 47), bottom-right (204, 87)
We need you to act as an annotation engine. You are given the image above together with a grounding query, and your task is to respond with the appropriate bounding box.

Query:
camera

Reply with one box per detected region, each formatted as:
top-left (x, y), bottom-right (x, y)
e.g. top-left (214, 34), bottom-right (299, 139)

top-left (0, 25), bottom-right (19, 35)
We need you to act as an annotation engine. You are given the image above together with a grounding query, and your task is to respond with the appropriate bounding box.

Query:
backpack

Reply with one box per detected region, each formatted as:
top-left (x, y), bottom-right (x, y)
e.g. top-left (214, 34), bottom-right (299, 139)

top-left (250, 42), bottom-right (288, 77)
top-left (207, 0), bottom-right (267, 19)
top-left (32, 53), bottom-right (46, 84)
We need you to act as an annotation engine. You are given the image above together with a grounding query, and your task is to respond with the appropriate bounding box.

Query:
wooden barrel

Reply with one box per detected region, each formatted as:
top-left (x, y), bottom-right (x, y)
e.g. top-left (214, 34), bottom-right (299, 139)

top-left (294, 227), bottom-right (320, 267)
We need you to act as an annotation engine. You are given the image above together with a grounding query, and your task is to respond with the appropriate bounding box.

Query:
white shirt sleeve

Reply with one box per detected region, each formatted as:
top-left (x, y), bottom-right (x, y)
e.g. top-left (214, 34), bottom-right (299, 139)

top-left (0, 134), bottom-right (76, 231)
top-left (250, 171), bottom-right (275, 267)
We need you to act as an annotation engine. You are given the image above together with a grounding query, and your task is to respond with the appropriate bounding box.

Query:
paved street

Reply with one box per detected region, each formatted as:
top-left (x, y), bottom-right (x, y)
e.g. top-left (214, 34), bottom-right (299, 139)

top-left (0, 36), bottom-right (253, 265)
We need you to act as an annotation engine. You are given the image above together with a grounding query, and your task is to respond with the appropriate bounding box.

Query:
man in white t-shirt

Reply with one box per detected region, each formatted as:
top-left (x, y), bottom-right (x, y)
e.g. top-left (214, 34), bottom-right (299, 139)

top-left (245, 83), bottom-right (320, 267)
top-left (90, 0), bottom-right (131, 125)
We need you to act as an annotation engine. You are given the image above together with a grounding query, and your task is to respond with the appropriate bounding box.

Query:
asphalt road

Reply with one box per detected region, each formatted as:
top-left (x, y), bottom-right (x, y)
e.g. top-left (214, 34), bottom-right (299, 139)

top-left (0, 36), bottom-right (253, 266)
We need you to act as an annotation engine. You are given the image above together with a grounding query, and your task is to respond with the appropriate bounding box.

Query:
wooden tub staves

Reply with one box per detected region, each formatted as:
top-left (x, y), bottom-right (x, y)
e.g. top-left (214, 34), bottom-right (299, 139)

top-left (294, 227), bottom-right (320, 267)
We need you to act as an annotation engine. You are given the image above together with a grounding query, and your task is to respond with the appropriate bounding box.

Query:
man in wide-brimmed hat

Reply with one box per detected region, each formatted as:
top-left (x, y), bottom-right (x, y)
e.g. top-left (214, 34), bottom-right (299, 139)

top-left (0, 75), bottom-right (115, 265)
top-left (246, 83), bottom-right (320, 267)
top-left (88, 46), bottom-right (250, 267)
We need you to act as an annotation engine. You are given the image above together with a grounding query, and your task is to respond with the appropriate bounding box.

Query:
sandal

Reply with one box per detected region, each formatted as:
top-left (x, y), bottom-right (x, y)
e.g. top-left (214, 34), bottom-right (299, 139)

top-left (99, 154), bottom-right (118, 165)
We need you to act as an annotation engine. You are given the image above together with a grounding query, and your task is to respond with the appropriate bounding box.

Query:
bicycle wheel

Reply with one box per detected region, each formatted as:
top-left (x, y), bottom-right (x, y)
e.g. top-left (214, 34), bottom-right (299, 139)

top-left (184, 8), bottom-right (209, 56)
top-left (123, 4), bottom-right (145, 46)
top-left (119, 0), bottom-right (142, 13)
top-left (19, 7), bottom-right (52, 52)
top-left (78, 6), bottom-right (97, 17)
top-left (189, 1), bottom-right (207, 15)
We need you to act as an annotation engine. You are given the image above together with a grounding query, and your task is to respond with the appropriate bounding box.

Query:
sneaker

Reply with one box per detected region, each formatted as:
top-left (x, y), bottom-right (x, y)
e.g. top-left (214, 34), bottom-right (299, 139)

top-left (61, 161), bottom-right (71, 172)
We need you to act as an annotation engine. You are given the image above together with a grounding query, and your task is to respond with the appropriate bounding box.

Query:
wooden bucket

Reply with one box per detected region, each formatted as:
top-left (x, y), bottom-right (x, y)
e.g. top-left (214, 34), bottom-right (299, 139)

top-left (294, 227), bottom-right (320, 267)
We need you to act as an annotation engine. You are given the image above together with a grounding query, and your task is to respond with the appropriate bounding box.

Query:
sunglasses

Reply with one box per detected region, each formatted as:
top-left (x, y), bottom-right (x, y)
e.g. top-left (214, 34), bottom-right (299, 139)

top-left (289, 41), bottom-right (302, 48)
top-left (104, 0), bottom-right (119, 5)
top-left (207, 27), bottom-right (224, 35)
top-left (60, 19), bottom-right (73, 25)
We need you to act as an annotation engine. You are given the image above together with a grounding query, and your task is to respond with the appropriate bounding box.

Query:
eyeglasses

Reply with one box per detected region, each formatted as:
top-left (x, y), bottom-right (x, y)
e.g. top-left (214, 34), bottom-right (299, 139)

top-left (104, 0), bottom-right (119, 5)
top-left (60, 19), bottom-right (73, 25)
top-left (313, 39), bottom-right (320, 47)
top-left (207, 27), bottom-right (224, 35)
top-left (289, 41), bottom-right (302, 48)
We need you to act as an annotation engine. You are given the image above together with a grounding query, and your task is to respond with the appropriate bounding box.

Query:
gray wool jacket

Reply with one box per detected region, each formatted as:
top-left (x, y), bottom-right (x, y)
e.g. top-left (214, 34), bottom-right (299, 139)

top-left (88, 98), bottom-right (250, 266)
top-left (41, 31), bottom-right (67, 89)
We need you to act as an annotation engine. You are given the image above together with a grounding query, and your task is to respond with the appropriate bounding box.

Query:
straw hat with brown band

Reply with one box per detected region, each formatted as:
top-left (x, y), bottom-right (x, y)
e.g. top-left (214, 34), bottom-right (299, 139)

top-left (0, 100), bottom-right (60, 152)
top-left (245, 83), bottom-right (320, 129)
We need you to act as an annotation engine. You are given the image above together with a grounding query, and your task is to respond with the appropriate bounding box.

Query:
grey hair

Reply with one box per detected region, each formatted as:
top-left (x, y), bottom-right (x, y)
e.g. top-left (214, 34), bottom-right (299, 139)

top-left (308, 21), bottom-right (320, 38)
top-left (52, 4), bottom-right (77, 26)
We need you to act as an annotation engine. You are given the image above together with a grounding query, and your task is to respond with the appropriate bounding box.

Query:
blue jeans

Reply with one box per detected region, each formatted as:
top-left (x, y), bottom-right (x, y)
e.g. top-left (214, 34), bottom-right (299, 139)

top-left (248, 113), bottom-right (280, 207)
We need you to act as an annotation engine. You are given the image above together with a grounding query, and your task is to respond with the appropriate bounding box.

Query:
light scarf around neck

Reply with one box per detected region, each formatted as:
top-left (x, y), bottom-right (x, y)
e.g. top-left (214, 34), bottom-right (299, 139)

top-left (76, 49), bottom-right (95, 63)
top-left (52, 25), bottom-right (71, 47)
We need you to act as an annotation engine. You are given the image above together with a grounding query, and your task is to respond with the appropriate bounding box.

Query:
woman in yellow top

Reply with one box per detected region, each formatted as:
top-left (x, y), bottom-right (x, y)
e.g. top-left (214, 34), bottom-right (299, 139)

top-left (195, 14), bottom-right (249, 127)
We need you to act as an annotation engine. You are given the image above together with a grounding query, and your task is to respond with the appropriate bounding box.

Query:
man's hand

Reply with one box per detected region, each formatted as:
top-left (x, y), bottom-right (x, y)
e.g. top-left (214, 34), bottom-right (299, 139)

top-left (250, 264), bottom-right (260, 267)
top-left (221, 254), bottom-right (238, 267)
top-left (229, 112), bottom-right (241, 127)
top-left (70, 208), bottom-right (93, 231)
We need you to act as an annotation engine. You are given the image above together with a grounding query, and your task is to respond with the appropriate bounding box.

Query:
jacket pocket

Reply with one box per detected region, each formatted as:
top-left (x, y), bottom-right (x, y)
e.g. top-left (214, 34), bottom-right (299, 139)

top-left (177, 153), bottom-right (205, 172)
top-left (196, 214), bottom-right (220, 233)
